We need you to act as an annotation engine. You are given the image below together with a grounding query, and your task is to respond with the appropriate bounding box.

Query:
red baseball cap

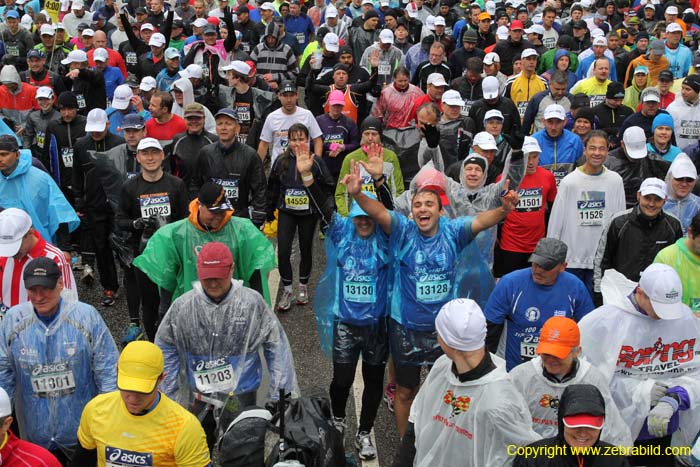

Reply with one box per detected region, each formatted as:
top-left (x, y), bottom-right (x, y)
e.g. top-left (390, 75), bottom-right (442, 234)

top-left (563, 414), bottom-right (604, 430)
top-left (197, 242), bottom-right (233, 280)
top-left (510, 20), bottom-right (525, 30)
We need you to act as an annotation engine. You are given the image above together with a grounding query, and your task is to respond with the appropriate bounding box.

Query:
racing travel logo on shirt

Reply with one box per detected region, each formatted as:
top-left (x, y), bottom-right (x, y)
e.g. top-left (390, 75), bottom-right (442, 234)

top-left (616, 337), bottom-right (697, 375)
top-left (443, 389), bottom-right (471, 418)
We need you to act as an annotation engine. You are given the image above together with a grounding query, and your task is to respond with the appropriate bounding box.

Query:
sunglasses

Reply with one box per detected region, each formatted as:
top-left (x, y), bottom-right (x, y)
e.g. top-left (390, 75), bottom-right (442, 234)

top-left (674, 177), bottom-right (695, 183)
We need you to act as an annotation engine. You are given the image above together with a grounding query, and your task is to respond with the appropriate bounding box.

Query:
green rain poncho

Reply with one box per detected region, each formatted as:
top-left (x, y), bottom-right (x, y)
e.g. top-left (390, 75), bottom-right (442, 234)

top-left (133, 200), bottom-right (277, 304)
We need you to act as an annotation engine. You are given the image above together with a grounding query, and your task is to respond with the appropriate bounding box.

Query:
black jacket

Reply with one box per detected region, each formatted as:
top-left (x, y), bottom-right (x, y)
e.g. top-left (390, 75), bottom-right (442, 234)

top-left (191, 140), bottom-right (267, 226)
top-left (468, 96), bottom-right (521, 135)
top-left (595, 205), bottom-right (683, 291)
top-left (166, 129), bottom-right (218, 199)
top-left (266, 152), bottom-right (333, 219)
top-left (44, 114), bottom-right (87, 192)
top-left (493, 38), bottom-right (534, 76)
top-left (72, 132), bottom-right (127, 214)
top-left (514, 384), bottom-right (631, 467)
top-left (63, 68), bottom-right (107, 116)
top-left (605, 148), bottom-right (671, 208)
top-left (591, 101), bottom-right (635, 149)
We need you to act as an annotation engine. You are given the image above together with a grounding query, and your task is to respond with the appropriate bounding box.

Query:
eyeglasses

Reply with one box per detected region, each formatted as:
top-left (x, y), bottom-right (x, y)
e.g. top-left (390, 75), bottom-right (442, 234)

top-left (674, 177), bottom-right (695, 183)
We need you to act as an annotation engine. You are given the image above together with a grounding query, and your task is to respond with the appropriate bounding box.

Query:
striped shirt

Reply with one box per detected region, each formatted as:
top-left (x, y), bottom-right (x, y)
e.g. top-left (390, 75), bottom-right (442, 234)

top-left (0, 231), bottom-right (76, 311)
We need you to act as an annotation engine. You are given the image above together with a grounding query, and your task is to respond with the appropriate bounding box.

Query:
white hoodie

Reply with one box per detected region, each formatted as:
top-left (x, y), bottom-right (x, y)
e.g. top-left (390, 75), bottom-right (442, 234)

top-left (170, 77), bottom-right (216, 134)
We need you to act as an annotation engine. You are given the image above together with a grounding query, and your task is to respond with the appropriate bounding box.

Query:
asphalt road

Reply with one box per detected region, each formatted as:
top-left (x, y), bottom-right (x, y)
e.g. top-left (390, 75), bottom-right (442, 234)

top-left (77, 229), bottom-right (400, 467)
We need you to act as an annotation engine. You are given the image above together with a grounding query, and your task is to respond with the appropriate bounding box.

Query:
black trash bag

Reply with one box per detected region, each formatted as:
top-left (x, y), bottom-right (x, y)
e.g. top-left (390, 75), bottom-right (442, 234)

top-left (266, 397), bottom-right (345, 467)
top-left (218, 406), bottom-right (272, 467)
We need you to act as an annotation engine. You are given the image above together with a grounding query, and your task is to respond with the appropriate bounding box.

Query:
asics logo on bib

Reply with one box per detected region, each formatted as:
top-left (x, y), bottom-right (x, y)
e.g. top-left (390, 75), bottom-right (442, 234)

top-left (106, 447), bottom-right (152, 466)
top-left (578, 200), bottom-right (604, 209)
top-left (195, 357), bottom-right (227, 371)
top-left (520, 188), bottom-right (541, 197)
top-left (32, 363), bottom-right (68, 375)
top-left (344, 273), bottom-right (373, 282)
top-left (141, 196), bottom-right (169, 206)
top-left (417, 272), bottom-right (448, 282)
top-left (617, 338), bottom-right (696, 370)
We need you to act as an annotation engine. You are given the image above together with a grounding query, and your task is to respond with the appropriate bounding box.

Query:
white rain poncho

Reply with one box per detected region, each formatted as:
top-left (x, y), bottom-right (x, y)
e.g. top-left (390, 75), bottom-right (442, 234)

top-left (155, 280), bottom-right (299, 417)
top-left (578, 269), bottom-right (700, 460)
top-left (663, 153), bottom-right (700, 233)
top-left (410, 354), bottom-right (541, 466)
top-left (0, 295), bottom-right (118, 451)
top-left (509, 356), bottom-right (632, 447)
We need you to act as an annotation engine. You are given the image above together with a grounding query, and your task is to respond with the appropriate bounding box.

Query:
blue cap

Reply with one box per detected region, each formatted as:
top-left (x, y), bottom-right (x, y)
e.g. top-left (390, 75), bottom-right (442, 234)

top-left (92, 11), bottom-right (104, 20)
top-left (652, 113), bottom-right (674, 133)
top-left (348, 191), bottom-right (377, 218)
top-left (27, 49), bottom-right (45, 59)
top-left (215, 108), bottom-right (238, 121)
top-left (5, 10), bottom-right (19, 19)
top-left (122, 113), bottom-right (146, 129)
top-left (634, 65), bottom-right (649, 75)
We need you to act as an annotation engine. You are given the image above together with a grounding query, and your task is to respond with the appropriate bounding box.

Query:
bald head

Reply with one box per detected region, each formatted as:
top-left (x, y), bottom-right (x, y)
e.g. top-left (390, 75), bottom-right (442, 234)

top-left (93, 30), bottom-right (107, 48)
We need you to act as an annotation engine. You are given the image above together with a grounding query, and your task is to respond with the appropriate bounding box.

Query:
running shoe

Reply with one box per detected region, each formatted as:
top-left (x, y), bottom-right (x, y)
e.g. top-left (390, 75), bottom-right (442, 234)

top-left (101, 290), bottom-right (116, 307)
top-left (122, 323), bottom-right (146, 345)
top-left (332, 416), bottom-right (346, 437)
top-left (384, 383), bottom-right (396, 413)
top-left (277, 289), bottom-right (293, 311)
top-left (355, 431), bottom-right (377, 460)
top-left (297, 284), bottom-right (309, 305)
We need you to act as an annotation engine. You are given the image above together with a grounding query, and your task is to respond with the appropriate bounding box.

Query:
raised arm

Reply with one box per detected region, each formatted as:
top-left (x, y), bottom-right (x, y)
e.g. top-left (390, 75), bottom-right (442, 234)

top-left (471, 179), bottom-right (519, 235)
top-left (343, 158), bottom-right (392, 234)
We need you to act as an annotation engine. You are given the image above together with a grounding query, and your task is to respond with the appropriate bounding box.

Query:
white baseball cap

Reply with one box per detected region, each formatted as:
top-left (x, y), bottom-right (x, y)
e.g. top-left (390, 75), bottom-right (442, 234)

top-left (325, 5), bottom-right (338, 17)
top-left (639, 177), bottom-right (667, 198)
top-left (425, 15), bottom-right (436, 31)
top-left (434, 16), bottom-right (446, 26)
top-left (427, 73), bottom-right (448, 87)
top-left (543, 104), bottom-right (566, 120)
top-left (473, 131), bottom-right (498, 151)
top-left (323, 32), bottom-right (340, 52)
top-left (81, 28), bottom-right (95, 37)
top-left (666, 22), bottom-right (682, 33)
top-left (93, 47), bottom-right (109, 62)
top-left (361, 0), bottom-right (373, 5)
top-left (222, 60), bottom-right (251, 75)
top-left (483, 52), bottom-right (500, 65)
top-left (442, 89), bottom-right (464, 107)
top-left (521, 48), bottom-right (538, 59)
top-left (141, 22), bottom-right (155, 32)
top-left (0, 208), bottom-right (32, 257)
top-left (40, 23), bottom-right (55, 36)
top-left (622, 126), bottom-right (648, 159)
top-left (482, 76), bottom-right (500, 99)
top-left (193, 18), bottom-right (209, 27)
top-left (260, 2), bottom-right (275, 10)
top-left (639, 263), bottom-right (688, 320)
top-left (435, 299), bottom-right (487, 352)
top-left (644, 3), bottom-right (656, 9)
top-left (140, 76), bottom-right (157, 92)
top-left (406, 1), bottom-right (418, 18)
top-left (496, 25), bottom-right (509, 40)
top-left (72, 0), bottom-right (85, 8)
top-left (592, 36), bottom-right (608, 46)
top-left (665, 5), bottom-right (678, 15)
top-left (525, 24), bottom-right (545, 35)
top-left (484, 109), bottom-right (504, 121)
top-left (61, 49), bottom-right (88, 65)
top-left (149, 33), bottom-right (166, 47)
top-left (379, 28), bottom-right (394, 44)
top-left (36, 86), bottom-right (54, 100)
top-left (111, 84), bottom-right (133, 111)
top-left (184, 63), bottom-right (203, 79)
top-left (591, 28), bottom-right (605, 38)
top-left (522, 136), bottom-right (541, 154)
top-left (669, 154), bottom-right (698, 180)
top-left (85, 108), bottom-right (108, 132)
top-left (137, 137), bottom-right (163, 151)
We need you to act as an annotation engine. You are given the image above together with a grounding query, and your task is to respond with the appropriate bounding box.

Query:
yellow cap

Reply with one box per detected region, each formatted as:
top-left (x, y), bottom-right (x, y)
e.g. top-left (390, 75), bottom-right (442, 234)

top-left (117, 341), bottom-right (164, 394)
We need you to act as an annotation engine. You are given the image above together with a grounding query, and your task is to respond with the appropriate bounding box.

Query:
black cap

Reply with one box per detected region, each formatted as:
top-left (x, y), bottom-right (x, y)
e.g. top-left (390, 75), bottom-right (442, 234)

top-left (135, 6), bottom-right (147, 14)
top-left (333, 63), bottom-right (350, 73)
top-left (606, 81), bottom-right (625, 99)
top-left (126, 74), bottom-right (140, 87)
top-left (635, 31), bottom-right (649, 42)
top-left (236, 4), bottom-right (249, 14)
top-left (364, 9), bottom-right (379, 20)
top-left (574, 107), bottom-right (595, 127)
top-left (463, 29), bottom-right (478, 43)
top-left (278, 80), bottom-right (297, 94)
top-left (683, 74), bottom-right (700, 94)
top-left (338, 45), bottom-right (354, 56)
top-left (529, 238), bottom-right (568, 270)
top-left (26, 49), bottom-right (45, 59)
top-left (58, 91), bottom-right (79, 109)
top-left (23, 257), bottom-right (61, 289)
top-left (557, 34), bottom-right (573, 48)
top-left (122, 114), bottom-right (146, 129)
top-left (517, 5), bottom-right (527, 12)
top-left (463, 155), bottom-right (487, 172)
top-left (215, 108), bottom-right (239, 121)
top-left (172, 19), bottom-right (184, 28)
top-left (203, 24), bottom-right (217, 35)
top-left (571, 92), bottom-right (591, 109)
top-left (572, 19), bottom-right (587, 29)
top-left (0, 135), bottom-right (19, 152)
top-left (198, 182), bottom-right (233, 211)
top-left (360, 116), bottom-right (383, 134)
top-left (658, 70), bottom-right (674, 82)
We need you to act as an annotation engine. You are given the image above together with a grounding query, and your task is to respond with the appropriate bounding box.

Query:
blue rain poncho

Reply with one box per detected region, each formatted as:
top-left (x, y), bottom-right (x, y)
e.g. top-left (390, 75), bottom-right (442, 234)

top-left (313, 212), bottom-right (391, 357)
top-left (0, 150), bottom-right (79, 243)
top-left (155, 280), bottom-right (298, 414)
top-left (0, 296), bottom-right (118, 451)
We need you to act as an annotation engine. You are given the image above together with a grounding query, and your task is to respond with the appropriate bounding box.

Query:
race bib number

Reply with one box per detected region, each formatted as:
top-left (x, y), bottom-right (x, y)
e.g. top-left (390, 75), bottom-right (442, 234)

top-left (679, 120), bottom-right (700, 138)
top-left (36, 131), bottom-right (46, 149)
top-left (360, 174), bottom-right (377, 195)
top-left (6, 45), bottom-right (19, 57)
top-left (126, 52), bottom-right (137, 65)
top-left (194, 359), bottom-right (235, 393)
top-left (416, 279), bottom-right (450, 303)
top-left (235, 102), bottom-right (251, 122)
top-left (31, 362), bottom-right (76, 397)
top-left (589, 95), bottom-right (605, 107)
top-left (577, 199), bottom-right (605, 226)
top-left (61, 147), bottom-right (73, 167)
top-left (213, 177), bottom-right (239, 202)
top-left (543, 36), bottom-right (557, 49)
top-left (520, 341), bottom-right (537, 358)
top-left (378, 61), bottom-right (391, 76)
top-left (517, 101), bottom-right (528, 118)
top-left (236, 133), bottom-right (248, 144)
top-left (76, 94), bottom-right (86, 109)
top-left (295, 32), bottom-right (306, 45)
top-left (516, 187), bottom-right (543, 212)
top-left (343, 280), bottom-right (376, 303)
top-left (551, 168), bottom-right (568, 186)
top-left (138, 193), bottom-right (171, 218)
top-left (284, 188), bottom-right (309, 210)
top-left (242, 42), bottom-right (251, 52)
top-left (105, 447), bottom-right (154, 467)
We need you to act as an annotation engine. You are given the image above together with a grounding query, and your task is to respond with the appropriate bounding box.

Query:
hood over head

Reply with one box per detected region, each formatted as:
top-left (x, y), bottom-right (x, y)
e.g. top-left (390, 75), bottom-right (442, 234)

top-left (264, 22), bottom-right (280, 40)
top-left (557, 383), bottom-right (606, 441)
top-left (665, 152), bottom-right (697, 200)
top-left (0, 65), bottom-right (22, 92)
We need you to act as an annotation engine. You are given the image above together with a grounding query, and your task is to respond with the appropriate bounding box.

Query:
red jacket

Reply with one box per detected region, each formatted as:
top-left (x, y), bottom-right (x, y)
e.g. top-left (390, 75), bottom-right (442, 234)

top-left (0, 431), bottom-right (61, 467)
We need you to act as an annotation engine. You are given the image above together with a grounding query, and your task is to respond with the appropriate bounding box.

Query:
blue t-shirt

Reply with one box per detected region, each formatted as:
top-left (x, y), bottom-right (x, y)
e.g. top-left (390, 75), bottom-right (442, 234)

top-left (389, 213), bottom-right (474, 331)
top-left (483, 268), bottom-right (594, 371)
top-left (329, 213), bottom-right (390, 326)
